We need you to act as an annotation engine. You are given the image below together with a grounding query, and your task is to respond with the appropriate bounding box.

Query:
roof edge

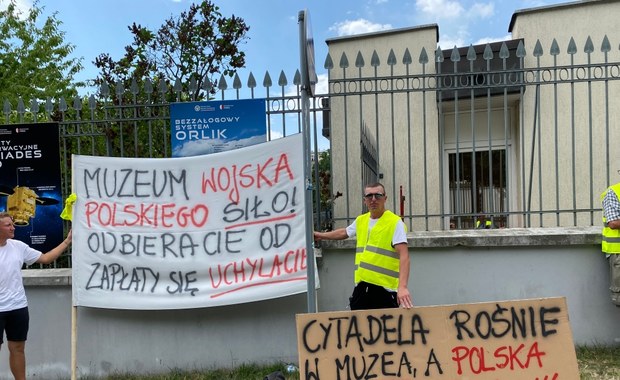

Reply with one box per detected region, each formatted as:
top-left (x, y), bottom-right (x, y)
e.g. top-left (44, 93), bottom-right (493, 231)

top-left (326, 24), bottom-right (439, 46)
top-left (508, 0), bottom-right (612, 32)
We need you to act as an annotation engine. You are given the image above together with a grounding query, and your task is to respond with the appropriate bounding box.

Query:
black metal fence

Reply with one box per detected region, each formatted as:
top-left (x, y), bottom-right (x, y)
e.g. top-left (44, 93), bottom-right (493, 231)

top-left (4, 33), bottom-right (620, 266)
top-left (323, 36), bottom-right (620, 231)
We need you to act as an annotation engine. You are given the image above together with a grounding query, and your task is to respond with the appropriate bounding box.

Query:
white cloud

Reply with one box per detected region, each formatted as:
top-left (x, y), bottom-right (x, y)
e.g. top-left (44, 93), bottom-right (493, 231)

top-left (314, 73), bottom-right (329, 96)
top-left (474, 34), bottom-right (512, 46)
top-left (0, 0), bottom-right (32, 18)
top-left (416, 0), bottom-right (498, 49)
top-left (471, 2), bottom-right (495, 18)
top-left (415, 0), bottom-right (464, 19)
top-left (329, 18), bottom-right (393, 37)
top-left (416, 0), bottom-right (494, 20)
top-left (437, 37), bottom-right (465, 51)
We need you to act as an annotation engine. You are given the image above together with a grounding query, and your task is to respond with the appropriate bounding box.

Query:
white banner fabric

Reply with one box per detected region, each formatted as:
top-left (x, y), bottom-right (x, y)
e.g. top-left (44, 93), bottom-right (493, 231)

top-left (72, 133), bottom-right (310, 309)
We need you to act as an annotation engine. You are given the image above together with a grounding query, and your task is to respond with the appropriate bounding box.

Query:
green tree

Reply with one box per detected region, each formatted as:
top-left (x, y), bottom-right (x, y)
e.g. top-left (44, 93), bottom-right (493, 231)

top-left (93, 0), bottom-right (249, 101)
top-left (313, 149), bottom-right (339, 231)
top-left (0, 0), bottom-right (83, 109)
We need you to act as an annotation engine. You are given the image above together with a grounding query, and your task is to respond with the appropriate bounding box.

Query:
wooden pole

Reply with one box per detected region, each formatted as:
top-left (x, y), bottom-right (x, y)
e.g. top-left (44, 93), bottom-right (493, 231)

top-left (71, 305), bottom-right (77, 380)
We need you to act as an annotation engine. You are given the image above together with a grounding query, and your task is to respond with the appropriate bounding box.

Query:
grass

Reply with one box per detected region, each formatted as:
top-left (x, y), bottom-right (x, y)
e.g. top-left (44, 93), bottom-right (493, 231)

top-left (80, 346), bottom-right (619, 380)
top-left (577, 345), bottom-right (620, 379)
top-left (86, 363), bottom-right (300, 380)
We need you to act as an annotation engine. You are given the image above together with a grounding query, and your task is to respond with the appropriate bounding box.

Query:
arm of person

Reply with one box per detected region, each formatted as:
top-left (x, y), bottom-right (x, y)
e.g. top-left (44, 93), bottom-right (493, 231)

top-left (608, 219), bottom-right (620, 229)
top-left (603, 190), bottom-right (620, 229)
top-left (314, 228), bottom-right (348, 241)
top-left (395, 242), bottom-right (413, 309)
top-left (36, 229), bottom-right (72, 265)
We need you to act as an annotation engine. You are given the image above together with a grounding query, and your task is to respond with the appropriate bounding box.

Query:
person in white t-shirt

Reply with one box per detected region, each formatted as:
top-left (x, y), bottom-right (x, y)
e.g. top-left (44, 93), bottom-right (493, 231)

top-left (0, 212), bottom-right (71, 380)
top-left (314, 182), bottom-right (412, 310)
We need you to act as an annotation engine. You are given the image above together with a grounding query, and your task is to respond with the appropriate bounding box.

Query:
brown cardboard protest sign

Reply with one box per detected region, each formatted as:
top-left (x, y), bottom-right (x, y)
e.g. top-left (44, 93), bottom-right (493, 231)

top-left (296, 297), bottom-right (579, 380)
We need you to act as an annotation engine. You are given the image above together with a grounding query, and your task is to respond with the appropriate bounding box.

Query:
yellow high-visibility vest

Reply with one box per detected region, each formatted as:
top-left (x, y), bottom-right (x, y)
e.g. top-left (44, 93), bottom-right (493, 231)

top-left (601, 183), bottom-right (620, 254)
top-left (354, 210), bottom-right (403, 289)
top-left (476, 220), bottom-right (492, 229)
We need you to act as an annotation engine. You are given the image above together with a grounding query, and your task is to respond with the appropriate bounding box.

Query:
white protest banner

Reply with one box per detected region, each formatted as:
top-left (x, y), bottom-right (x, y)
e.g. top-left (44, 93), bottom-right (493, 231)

top-left (72, 133), bottom-right (311, 309)
top-left (296, 297), bottom-right (579, 380)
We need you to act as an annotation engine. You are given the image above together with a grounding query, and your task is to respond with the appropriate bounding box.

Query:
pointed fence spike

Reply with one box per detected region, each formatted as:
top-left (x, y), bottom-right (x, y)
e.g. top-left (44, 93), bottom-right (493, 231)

top-left (89, 95), bottom-right (96, 110)
top-left (59, 97), bottom-right (67, 112)
top-left (418, 47), bottom-right (428, 65)
top-left (550, 39), bottom-right (560, 56)
top-left (115, 80), bottom-right (124, 96)
top-left (17, 98), bottom-right (25, 113)
top-left (567, 37), bottom-right (577, 55)
top-left (3, 99), bottom-right (11, 114)
top-left (189, 76), bottom-right (198, 93)
top-left (601, 35), bottom-right (611, 53)
top-left (218, 74), bottom-right (228, 90)
top-left (173, 78), bottom-right (183, 93)
top-left (158, 78), bottom-right (168, 94)
top-left (450, 46), bottom-right (460, 62)
top-left (387, 49), bottom-right (397, 66)
top-left (144, 78), bottom-right (153, 94)
top-left (278, 70), bottom-right (288, 87)
top-left (355, 51), bottom-right (365, 68)
top-left (100, 82), bottom-right (110, 97)
top-left (402, 48), bottom-right (412, 65)
top-left (247, 72), bottom-right (257, 89)
top-left (202, 77), bottom-right (212, 92)
top-left (533, 40), bottom-right (544, 57)
top-left (263, 71), bottom-right (273, 88)
top-left (130, 77), bottom-right (139, 94)
top-left (584, 36), bottom-right (594, 54)
top-left (482, 44), bottom-right (493, 60)
top-left (73, 96), bottom-right (82, 111)
top-left (339, 52), bottom-right (349, 68)
top-left (370, 51), bottom-right (380, 67)
top-left (499, 42), bottom-right (510, 59)
top-left (435, 47), bottom-right (444, 63)
top-left (45, 97), bottom-right (53, 113)
top-left (293, 70), bottom-right (301, 86)
top-left (30, 99), bottom-right (39, 113)
top-left (467, 45), bottom-right (477, 61)
top-left (324, 53), bottom-right (334, 70)
top-left (516, 40), bottom-right (526, 58)
top-left (233, 73), bottom-right (242, 89)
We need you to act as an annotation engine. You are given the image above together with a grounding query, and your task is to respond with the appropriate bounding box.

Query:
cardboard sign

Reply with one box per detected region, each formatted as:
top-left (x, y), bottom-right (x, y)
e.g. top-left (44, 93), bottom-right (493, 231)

top-left (296, 297), bottom-right (579, 380)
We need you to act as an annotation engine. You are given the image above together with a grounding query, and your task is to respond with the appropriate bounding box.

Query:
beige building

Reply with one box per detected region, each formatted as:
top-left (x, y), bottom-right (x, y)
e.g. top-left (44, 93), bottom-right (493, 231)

top-left (324, 0), bottom-right (620, 231)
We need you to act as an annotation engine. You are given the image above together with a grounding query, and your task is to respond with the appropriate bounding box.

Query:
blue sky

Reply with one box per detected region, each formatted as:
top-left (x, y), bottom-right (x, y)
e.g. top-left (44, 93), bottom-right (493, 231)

top-left (4, 0), bottom-right (569, 96)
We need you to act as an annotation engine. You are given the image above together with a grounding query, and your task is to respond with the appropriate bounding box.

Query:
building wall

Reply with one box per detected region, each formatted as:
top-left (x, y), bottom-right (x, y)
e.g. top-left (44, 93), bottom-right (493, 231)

top-left (1, 228), bottom-right (618, 379)
top-left (509, 0), bottom-right (620, 227)
top-left (325, 25), bottom-right (441, 230)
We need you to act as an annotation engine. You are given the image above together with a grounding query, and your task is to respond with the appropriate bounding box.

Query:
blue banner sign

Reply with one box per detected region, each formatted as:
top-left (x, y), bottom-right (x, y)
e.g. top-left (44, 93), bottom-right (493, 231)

top-left (0, 123), bottom-right (63, 252)
top-left (170, 99), bottom-right (267, 157)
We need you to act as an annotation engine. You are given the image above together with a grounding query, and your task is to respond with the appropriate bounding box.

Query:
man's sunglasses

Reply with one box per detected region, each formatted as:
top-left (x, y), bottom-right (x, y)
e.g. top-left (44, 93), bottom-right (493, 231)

top-left (364, 193), bottom-right (385, 200)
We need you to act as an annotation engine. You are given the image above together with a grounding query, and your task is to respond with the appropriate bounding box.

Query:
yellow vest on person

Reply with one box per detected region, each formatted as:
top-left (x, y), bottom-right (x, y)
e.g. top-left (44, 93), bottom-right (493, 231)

top-left (601, 183), bottom-right (620, 254)
top-left (354, 210), bottom-right (403, 290)
top-left (476, 220), bottom-right (492, 229)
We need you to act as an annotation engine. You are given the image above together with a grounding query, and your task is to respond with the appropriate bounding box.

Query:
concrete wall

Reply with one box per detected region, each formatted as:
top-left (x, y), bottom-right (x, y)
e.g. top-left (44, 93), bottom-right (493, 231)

top-left (1, 227), bottom-right (619, 379)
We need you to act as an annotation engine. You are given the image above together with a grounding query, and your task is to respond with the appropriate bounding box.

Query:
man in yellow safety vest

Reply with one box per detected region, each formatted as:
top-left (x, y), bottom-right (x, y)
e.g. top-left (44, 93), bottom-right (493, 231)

top-left (601, 181), bottom-right (620, 306)
top-left (314, 182), bottom-right (413, 310)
